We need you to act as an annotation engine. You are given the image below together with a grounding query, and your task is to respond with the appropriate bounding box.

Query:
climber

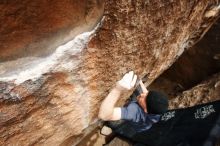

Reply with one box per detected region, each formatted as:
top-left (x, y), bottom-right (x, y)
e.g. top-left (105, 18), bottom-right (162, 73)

top-left (98, 70), bottom-right (168, 134)
top-left (98, 71), bottom-right (220, 146)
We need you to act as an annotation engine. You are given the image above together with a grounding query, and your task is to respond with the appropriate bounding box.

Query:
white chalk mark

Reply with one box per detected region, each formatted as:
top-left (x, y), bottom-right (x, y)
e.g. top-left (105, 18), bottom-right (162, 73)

top-left (0, 19), bottom-right (102, 84)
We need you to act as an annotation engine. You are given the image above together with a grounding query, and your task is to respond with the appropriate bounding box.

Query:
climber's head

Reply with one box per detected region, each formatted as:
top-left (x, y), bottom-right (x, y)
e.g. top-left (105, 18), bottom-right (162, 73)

top-left (137, 90), bottom-right (168, 114)
top-left (146, 91), bottom-right (168, 114)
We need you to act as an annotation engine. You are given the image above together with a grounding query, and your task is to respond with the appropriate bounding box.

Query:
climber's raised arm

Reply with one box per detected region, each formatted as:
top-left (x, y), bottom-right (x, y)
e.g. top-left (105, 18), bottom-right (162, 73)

top-left (98, 71), bottom-right (137, 121)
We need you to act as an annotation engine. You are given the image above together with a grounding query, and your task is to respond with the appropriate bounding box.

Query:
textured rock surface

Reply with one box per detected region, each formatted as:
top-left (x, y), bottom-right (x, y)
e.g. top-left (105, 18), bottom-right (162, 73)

top-left (149, 18), bottom-right (220, 97)
top-left (0, 0), bottom-right (220, 145)
top-left (169, 72), bottom-right (220, 109)
top-left (0, 0), bottom-right (104, 77)
top-left (106, 137), bottom-right (132, 146)
top-left (0, 0), bottom-right (103, 61)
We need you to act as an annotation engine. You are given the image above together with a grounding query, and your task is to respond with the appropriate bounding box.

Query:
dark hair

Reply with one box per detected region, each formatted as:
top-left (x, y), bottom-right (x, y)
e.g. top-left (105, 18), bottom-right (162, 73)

top-left (146, 90), bottom-right (168, 114)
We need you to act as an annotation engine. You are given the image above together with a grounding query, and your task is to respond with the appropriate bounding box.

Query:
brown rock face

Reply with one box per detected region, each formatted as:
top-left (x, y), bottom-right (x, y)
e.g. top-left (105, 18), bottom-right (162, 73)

top-left (149, 17), bottom-right (220, 97)
top-left (0, 0), bottom-right (103, 62)
top-left (0, 0), bottom-right (220, 145)
top-left (169, 72), bottom-right (220, 109)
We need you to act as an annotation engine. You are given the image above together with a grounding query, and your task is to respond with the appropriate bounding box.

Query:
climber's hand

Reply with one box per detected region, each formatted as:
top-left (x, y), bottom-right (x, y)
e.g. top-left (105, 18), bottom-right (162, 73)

top-left (117, 71), bottom-right (137, 91)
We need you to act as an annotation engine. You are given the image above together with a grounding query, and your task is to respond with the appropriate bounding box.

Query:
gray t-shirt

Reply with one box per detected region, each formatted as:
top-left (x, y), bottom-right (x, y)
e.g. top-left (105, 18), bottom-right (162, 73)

top-left (121, 101), bottom-right (160, 132)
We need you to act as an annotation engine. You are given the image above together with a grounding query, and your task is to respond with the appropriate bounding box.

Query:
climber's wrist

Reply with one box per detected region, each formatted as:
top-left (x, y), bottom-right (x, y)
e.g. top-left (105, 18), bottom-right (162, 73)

top-left (115, 82), bottom-right (127, 92)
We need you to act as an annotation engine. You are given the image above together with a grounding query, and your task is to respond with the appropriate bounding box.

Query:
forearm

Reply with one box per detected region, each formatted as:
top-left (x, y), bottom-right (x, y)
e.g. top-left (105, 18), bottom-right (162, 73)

top-left (139, 79), bottom-right (149, 94)
top-left (139, 79), bottom-right (149, 112)
top-left (98, 71), bottom-right (137, 121)
top-left (98, 85), bottom-right (123, 120)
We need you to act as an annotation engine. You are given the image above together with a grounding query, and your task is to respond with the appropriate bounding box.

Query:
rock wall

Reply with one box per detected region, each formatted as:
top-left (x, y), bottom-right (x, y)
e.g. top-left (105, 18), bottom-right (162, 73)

top-left (0, 0), bottom-right (220, 145)
top-left (169, 72), bottom-right (220, 109)
top-left (0, 0), bottom-right (104, 77)
top-left (0, 0), bottom-right (104, 62)
top-left (149, 17), bottom-right (220, 98)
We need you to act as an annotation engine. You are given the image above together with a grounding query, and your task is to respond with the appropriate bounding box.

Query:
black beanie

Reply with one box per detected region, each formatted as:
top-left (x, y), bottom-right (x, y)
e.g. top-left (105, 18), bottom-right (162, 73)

top-left (146, 90), bottom-right (168, 114)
